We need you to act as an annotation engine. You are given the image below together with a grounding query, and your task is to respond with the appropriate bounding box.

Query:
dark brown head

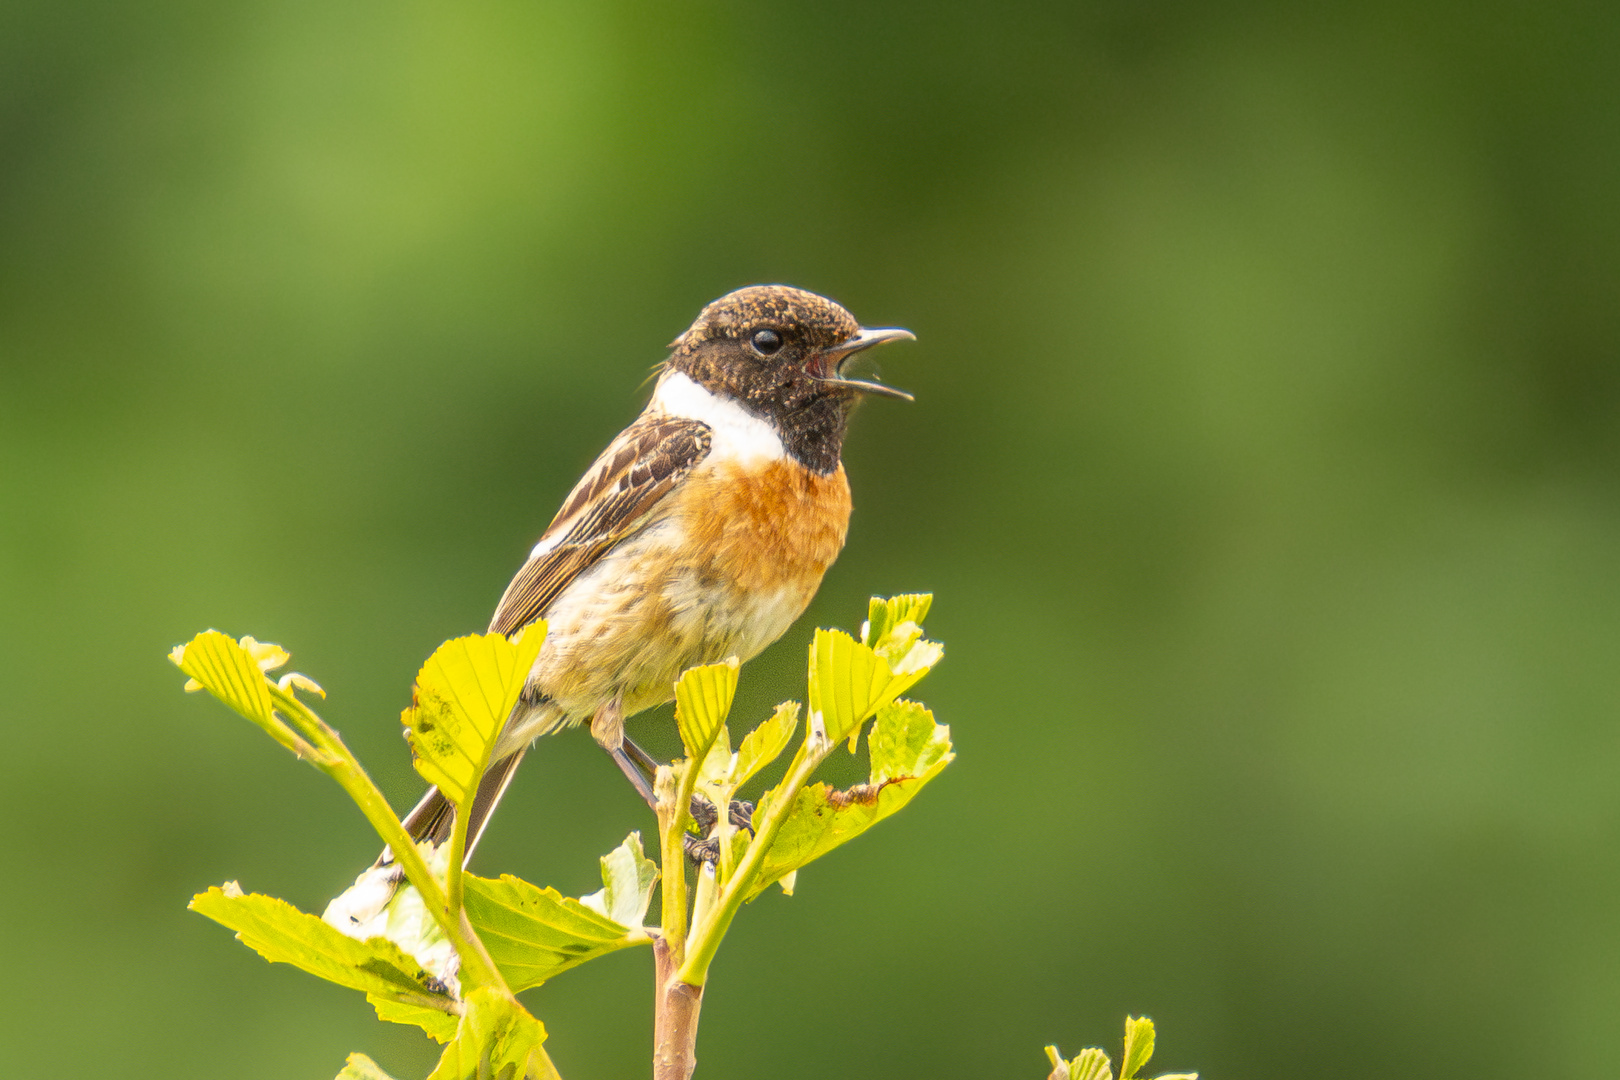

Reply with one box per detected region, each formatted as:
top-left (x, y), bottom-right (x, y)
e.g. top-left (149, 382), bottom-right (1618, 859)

top-left (665, 285), bottom-right (915, 473)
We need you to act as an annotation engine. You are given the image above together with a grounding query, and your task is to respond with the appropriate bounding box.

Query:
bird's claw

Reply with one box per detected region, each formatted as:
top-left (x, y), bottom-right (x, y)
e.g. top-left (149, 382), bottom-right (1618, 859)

top-left (684, 796), bottom-right (757, 864)
top-left (683, 832), bottom-right (720, 864)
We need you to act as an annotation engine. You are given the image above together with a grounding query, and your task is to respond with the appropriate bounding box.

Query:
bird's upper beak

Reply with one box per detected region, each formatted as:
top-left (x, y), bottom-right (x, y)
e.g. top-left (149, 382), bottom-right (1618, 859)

top-left (812, 327), bottom-right (917, 401)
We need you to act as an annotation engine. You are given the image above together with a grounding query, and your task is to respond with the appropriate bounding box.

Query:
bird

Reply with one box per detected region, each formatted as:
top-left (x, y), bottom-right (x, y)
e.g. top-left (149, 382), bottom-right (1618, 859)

top-left (364, 285), bottom-right (915, 878)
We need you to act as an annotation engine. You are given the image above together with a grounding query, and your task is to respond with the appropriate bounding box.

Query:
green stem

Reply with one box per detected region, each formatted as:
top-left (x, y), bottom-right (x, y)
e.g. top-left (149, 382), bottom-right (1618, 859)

top-left (676, 736), bottom-right (830, 986)
top-left (266, 684), bottom-right (507, 995)
top-left (658, 759), bottom-right (701, 951)
top-left (444, 787), bottom-right (472, 921)
top-left (690, 857), bottom-right (717, 932)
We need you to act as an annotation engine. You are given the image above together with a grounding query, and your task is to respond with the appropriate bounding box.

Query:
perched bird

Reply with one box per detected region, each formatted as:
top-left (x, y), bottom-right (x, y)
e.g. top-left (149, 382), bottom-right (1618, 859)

top-left (378, 285), bottom-right (915, 870)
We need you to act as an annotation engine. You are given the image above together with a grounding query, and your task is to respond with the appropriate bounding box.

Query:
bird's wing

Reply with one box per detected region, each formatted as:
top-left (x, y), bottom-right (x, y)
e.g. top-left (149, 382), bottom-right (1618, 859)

top-left (488, 414), bottom-right (713, 636)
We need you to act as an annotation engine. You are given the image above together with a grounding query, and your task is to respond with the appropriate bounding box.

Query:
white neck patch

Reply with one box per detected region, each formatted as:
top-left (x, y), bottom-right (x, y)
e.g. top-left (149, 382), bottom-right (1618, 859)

top-left (650, 370), bottom-right (786, 465)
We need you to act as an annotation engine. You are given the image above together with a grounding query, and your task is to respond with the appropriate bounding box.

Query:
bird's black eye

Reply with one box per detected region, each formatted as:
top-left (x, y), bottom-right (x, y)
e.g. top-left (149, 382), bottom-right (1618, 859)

top-left (750, 328), bottom-right (783, 356)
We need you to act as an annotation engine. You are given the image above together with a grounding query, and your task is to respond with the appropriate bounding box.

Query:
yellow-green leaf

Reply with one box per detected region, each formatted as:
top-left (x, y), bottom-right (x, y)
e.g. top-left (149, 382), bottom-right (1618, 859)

top-left (337, 1053), bottom-right (401, 1080)
top-left (577, 832), bottom-right (659, 930)
top-left (674, 657), bottom-right (739, 761)
top-left (1119, 1017), bottom-right (1154, 1080)
top-left (170, 631), bottom-right (289, 746)
top-left (746, 700), bottom-right (953, 898)
top-left (733, 702), bottom-right (799, 788)
top-left (1057, 1047), bottom-right (1115, 1080)
top-left (862, 593), bottom-right (932, 656)
top-left (403, 627), bottom-right (546, 806)
top-left (807, 629), bottom-right (894, 748)
top-left (463, 872), bottom-right (650, 993)
top-left (370, 998), bottom-right (459, 1044)
top-left (427, 987), bottom-right (548, 1080)
top-left (190, 885), bottom-right (459, 1038)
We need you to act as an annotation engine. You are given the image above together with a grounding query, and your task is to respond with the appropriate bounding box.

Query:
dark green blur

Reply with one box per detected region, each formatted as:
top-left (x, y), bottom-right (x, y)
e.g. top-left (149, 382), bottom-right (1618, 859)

top-left (3, 2), bottom-right (1618, 1077)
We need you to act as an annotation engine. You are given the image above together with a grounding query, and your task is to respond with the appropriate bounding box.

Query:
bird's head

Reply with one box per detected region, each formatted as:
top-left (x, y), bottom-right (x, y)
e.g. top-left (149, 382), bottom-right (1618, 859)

top-left (663, 285), bottom-right (915, 471)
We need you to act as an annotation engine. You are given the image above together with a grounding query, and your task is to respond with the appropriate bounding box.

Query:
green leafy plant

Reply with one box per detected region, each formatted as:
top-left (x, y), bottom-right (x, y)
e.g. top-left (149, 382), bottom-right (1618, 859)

top-left (1045, 1016), bottom-right (1198, 1080)
top-left (173, 596), bottom-right (954, 1079)
top-left (174, 594), bottom-right (1202, 1079)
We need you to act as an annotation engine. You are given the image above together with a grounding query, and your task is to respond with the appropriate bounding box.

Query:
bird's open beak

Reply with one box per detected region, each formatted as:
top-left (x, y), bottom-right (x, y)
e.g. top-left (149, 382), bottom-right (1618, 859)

top-left (813, 327), bottom-right (917, 401)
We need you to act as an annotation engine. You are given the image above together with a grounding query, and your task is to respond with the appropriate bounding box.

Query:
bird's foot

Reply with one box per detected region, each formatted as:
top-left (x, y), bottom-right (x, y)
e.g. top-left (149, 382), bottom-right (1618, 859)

top-left (684, 796), bottom-right (757, 864)
top-left (683, 832), bottom-right (720, 865)
top-left (687, 794), bottom-right (755, 834)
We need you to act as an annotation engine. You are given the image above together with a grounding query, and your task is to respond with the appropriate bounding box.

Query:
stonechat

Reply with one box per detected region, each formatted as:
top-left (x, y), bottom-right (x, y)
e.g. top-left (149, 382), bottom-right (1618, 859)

top-left (393, 284), bottom-right (915, 860)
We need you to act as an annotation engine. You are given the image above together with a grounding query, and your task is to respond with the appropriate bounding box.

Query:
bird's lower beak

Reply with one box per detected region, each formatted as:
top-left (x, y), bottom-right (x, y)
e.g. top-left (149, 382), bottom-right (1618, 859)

top-left (812, 327), bottom-right (917, 401)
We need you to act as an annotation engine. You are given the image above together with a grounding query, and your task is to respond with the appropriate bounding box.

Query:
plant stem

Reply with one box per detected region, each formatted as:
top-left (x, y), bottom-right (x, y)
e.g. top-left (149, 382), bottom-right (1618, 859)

top-left (653, 934), bottom-right (703, 1080)
top-left (658, 760), bottom-right (701, 949)
top-left (266, 684), bottom-right (507, 995)
top-left (676, 736), bottom-right (829, 987)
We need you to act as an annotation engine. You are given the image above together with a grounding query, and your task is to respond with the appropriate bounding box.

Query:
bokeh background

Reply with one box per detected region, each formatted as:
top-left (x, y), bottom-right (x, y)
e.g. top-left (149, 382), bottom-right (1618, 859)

top-left (4, 1), bottom-right (1618, 1077)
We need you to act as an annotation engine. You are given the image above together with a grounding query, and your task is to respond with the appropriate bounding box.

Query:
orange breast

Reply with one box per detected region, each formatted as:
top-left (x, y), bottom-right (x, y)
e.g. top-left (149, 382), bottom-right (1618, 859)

top-left (677, 459), bottom-right (852, 595)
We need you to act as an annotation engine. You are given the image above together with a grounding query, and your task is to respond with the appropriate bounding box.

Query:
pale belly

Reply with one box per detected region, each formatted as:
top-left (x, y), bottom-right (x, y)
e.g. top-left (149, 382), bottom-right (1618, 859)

top-left (535, 519), bottom-right (814, 715)
top-left (494, 458), bottom-right (851, 756)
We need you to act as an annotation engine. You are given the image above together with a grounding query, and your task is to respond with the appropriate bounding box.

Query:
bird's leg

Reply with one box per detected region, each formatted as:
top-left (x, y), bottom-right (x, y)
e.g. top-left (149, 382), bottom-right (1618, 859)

top-left (591, 697), bottom-right (658, 811)
top-left (622, 735), bottom-right (661, 777)
top-left (620, 733), bottom-right (753, 841)
top-left (592, 701), bottom-right (751, 863)
top-left (606, 744), bottom-right (658, 810)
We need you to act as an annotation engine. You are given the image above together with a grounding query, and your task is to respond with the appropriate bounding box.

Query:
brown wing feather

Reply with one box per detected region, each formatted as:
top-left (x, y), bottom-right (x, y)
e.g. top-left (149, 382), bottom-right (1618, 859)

top-left (488, 415), bottom-right (712, 636)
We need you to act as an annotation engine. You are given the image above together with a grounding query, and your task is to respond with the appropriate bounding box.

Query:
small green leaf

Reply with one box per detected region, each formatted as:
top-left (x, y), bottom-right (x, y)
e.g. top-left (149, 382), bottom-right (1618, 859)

top-left (578, 832), bottom-right (659, 929)
top-left (463, 872), bottom-right (650, 993)
top-left (862, 593), bottom-right (932, 655)
top-left (674, 657), bottom-right (739, 762)
top-left (869, 700), bottom-right (950, 783)
top-left (190, 885), bottom-right (458, 1037)
top-left (1119, 1017), bottom-right (1154, 1080)
top-left (403, 627), bottom-right (546, 807)
top-left (693, 723), bottom-right (736, 795)
top-left (170, 631), bottom-right (293, 748)
top-left (369, 997), bottom-right (459, 1043)
top-left (733, 702), bottom-right (799, 788)
top-left (427, 987), bottom-right (547, 1080)
top-left (336, 1053), bottom-right (401, 1080)
top-left (746, 700), bottom-right (953, 898)
top-left (1068, 1048), bottom-right (1115, 1080)
top-left (807, 629), bottom-right (894, 748)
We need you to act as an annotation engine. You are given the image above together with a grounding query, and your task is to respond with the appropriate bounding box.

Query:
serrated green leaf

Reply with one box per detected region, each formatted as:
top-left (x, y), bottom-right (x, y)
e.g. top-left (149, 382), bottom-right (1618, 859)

top-left (337, 1053), bottom-right (400, 1080)
top-left (733, 702), bottom-right (799, 788)
top-left (463, 873), bottom-right (650, 993)
top-left (862, 593), bottom-right (932, 654)
top-left (1119, 1017), bottom-right (1154, 1080)
top-left (1119, 1017), bottom-right (1153, 1080)
top-left (427, 987), bottom-right (547, 1080)
top-left (190, 885), bottom-right (458, 1036)
top-left (170, 631), bottom-right (289, 745)
top-left (1068, 1048), bottom-right (1115, 1080)
top-left (693, 723), bottom-right (735, 794)
top-left (578, 832), bottom-right (659, 929)
top-left (869, 700), bottom-right (950, 783)
top-left (807, 629), bottom-right (895, 748)
top-left (403, 628), bottom-right (546, 806)
top-left (369, 997), bottom-right (460, 1043)
top-left (674, 657), bottom-right (739, 761)
top-left (745, 701), bottom-right (953, 898)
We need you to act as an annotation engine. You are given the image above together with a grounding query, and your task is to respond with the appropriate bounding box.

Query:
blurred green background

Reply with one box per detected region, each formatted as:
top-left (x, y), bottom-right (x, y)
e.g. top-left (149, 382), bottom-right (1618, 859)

top-left (4, 1), bottom-right (1618, 1076)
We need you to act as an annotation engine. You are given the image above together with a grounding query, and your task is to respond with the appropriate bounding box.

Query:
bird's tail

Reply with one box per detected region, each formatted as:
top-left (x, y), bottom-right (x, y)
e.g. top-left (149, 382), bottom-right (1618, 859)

top-left (396, 747), bottom-right (528, 861)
